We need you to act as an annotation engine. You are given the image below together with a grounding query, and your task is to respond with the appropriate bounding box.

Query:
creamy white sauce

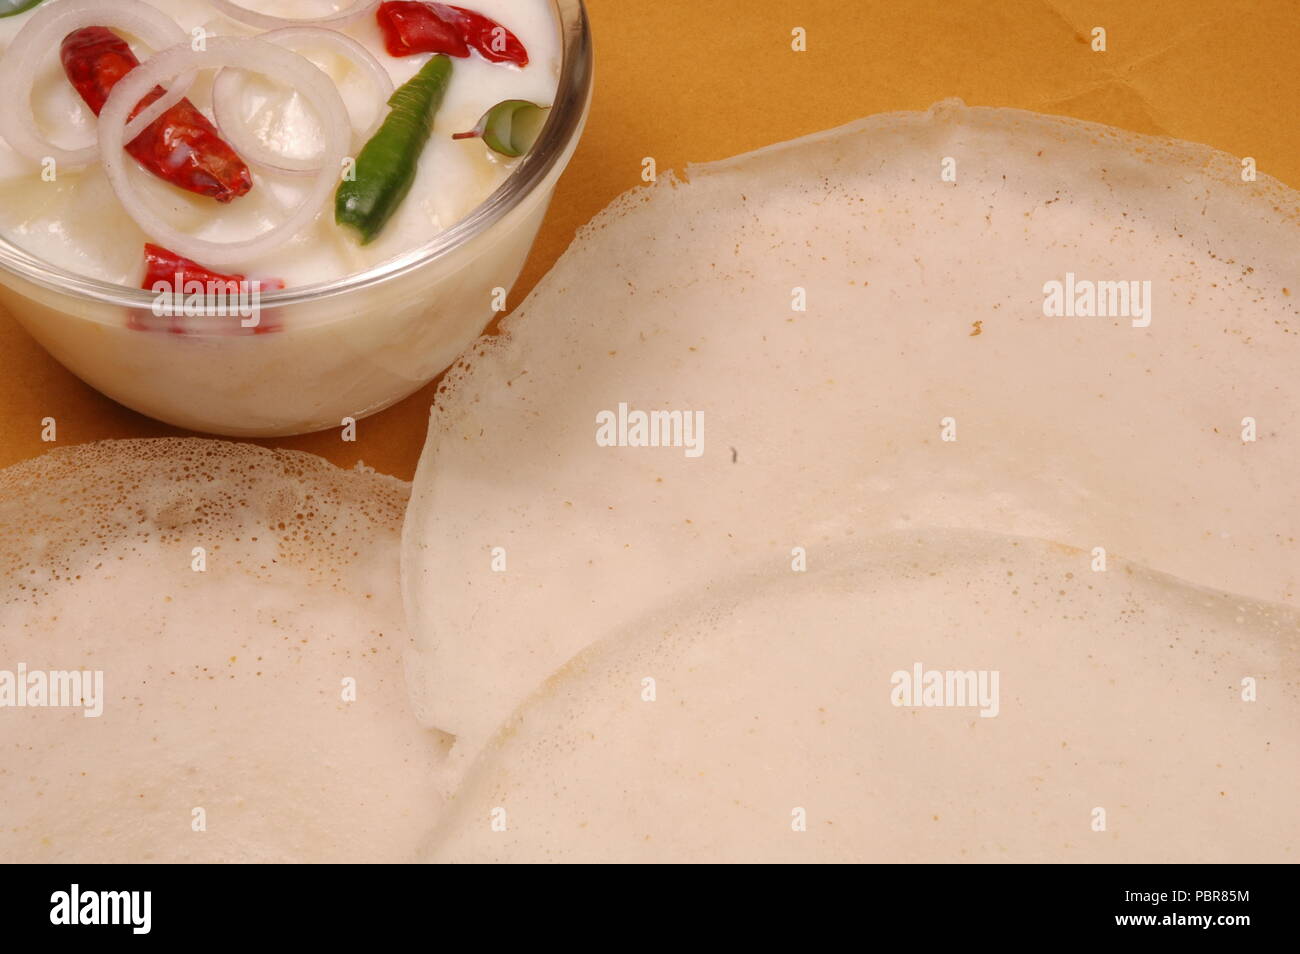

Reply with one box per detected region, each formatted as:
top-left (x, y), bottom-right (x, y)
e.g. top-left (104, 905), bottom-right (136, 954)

top-left (0, 0), bottom-right (560, 286)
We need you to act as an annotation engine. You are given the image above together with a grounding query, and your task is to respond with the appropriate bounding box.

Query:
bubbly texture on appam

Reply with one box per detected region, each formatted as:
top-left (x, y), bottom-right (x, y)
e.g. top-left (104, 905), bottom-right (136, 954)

top-left (0, 439), bottom-right (446, 862)
top-left (405, 102), bottom-right (1300, 860)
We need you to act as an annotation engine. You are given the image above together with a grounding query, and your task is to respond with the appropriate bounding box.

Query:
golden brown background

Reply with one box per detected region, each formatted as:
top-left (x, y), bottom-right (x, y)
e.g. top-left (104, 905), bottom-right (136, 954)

top-left (3, 0), bottom-right (1297, 478)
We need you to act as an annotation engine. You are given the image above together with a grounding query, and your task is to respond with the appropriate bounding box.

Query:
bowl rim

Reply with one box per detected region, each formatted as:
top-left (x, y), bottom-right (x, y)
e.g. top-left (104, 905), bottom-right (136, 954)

top-left (0, 0), bottom-right (594, 310)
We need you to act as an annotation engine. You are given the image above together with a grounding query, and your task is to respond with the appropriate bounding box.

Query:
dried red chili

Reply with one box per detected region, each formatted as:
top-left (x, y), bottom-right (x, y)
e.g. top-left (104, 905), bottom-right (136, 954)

top-left (61, 27), bottom-right (252, 203)
top-left (376, 2), bottom-right (529, 66)
top-left (135, 243), bottom-right (282, 335)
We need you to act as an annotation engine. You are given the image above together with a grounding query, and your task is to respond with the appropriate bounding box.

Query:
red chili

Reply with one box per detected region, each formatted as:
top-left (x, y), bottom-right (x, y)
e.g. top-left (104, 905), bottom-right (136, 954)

top-left (136, 243), bottom-right (282, 335)
top-left (376, 2), bottom-right (529, 66)
top-left (61, 27), bottom-right (252, 203)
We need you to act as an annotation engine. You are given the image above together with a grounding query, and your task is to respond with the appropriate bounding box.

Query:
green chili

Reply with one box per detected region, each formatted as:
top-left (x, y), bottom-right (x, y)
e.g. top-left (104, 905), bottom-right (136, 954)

top-left (335, 54), bottom-right (452, 245)
top-left (452, 100), bottom-right (550, 158)
top-left (0, 0), bottom-right (48, 18)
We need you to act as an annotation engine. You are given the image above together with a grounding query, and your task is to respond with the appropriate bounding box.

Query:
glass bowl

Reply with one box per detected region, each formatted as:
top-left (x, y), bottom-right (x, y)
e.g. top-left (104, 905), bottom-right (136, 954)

top-left (0, 0), bottom-right (593, 437)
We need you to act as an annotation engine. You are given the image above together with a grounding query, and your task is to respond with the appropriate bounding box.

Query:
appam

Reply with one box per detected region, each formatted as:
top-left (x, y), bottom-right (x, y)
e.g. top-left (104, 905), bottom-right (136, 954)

top-left (425, 531), bottom-right (1300, 863)
top-left (404, 102), bottom-right (1300, 860)
top-left (0, 439), bottom-right (446, 862)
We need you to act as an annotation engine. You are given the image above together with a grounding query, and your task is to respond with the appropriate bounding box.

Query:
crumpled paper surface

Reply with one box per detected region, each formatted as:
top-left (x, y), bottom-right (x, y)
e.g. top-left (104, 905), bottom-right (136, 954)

top-left (2, 0), bottom-right (1295, 476)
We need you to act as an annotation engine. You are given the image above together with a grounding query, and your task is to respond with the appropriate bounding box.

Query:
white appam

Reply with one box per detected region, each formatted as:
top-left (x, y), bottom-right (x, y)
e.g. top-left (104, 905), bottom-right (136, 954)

top-left (0, 439), bottom-right (446, 862)
top-left (404, 102), bottom-right (1300, 861)
top-left (425, 531), bottom-right (1300, 863)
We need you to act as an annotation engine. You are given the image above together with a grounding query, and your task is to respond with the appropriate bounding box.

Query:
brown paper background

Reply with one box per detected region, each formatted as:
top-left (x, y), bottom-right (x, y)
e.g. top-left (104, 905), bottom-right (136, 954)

top-left (2, 0), bottom-right (1296, 479)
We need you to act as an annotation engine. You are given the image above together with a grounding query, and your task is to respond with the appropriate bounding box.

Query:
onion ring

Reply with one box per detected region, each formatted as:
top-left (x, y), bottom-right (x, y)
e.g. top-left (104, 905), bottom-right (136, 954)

top-left (208, 0), bottom-right (381, 32)
top-left (0, 0), bottom-right (196, 168)
top-left (99, 37), bottom-right (350, 267)
top-left (211, 26), bottom-right (393, 175)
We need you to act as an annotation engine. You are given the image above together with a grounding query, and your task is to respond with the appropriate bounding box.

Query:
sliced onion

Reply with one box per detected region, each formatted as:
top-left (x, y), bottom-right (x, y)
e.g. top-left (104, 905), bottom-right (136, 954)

top-left (211, 26), bottom-right (393, 175)
top-left (99, 37), bottom-right (350, 268)
top-left (0, 0), bottom-right (195, 168)
top-left (209, 0), bottom-right (380, 31)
